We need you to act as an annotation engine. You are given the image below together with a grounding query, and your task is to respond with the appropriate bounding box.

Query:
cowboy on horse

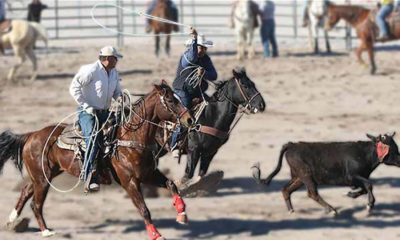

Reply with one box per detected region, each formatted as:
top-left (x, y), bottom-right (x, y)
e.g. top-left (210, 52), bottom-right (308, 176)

top-left (170, 27), bottom-right (217, 157)
top-left (145, 0), bottom-right (179, 33)
top-left (376, 0), bottom-right (395, 41)
top-left (69, 46), bottom-right (123, 192)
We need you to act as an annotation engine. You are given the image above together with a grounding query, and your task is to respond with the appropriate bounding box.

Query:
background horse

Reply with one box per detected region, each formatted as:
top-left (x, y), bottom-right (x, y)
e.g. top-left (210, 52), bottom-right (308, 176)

top-left (307, 0), bottom-right (331, 54)
top-left (0, 83), bottom-right (193, 240)
top-left (149, 0), bottom-right (175, 56)
top-left (1, 20), bottom-right (48, 83)
top-left (233, 0), bottom-right (259, 60)
top-left (156, 68), bottom-right (266, 185)
top-left (325, 2), bottom-right (400, 74)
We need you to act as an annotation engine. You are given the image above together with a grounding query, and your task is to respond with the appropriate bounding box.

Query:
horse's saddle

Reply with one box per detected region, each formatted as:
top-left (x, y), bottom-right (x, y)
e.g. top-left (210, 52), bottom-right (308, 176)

top-left (369, 9), bottom-right (400, 37)
top-left (57, 124), bottom-right (87, 152)
top-left (0, 20), bottom-right (12, 33)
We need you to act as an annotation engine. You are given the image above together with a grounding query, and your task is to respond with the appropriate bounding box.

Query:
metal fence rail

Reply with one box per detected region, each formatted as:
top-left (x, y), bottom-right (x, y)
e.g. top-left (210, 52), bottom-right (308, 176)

top-left (7, 0), bottom-right (359, 49)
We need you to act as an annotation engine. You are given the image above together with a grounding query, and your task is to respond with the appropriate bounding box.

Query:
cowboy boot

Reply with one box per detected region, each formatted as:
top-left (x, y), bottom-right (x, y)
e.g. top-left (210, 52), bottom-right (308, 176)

top-left (84, 170), bottom-right (100, 193)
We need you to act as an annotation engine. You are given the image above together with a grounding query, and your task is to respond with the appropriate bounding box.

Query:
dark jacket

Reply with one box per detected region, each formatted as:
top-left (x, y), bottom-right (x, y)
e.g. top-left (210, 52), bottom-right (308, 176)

top-left (173, 38), bottom-right (217, 94)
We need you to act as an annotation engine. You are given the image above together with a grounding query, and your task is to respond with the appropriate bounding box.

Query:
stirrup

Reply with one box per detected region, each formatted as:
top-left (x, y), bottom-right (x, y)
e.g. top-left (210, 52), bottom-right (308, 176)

top-left (172, 149), bottom-right (180, 159)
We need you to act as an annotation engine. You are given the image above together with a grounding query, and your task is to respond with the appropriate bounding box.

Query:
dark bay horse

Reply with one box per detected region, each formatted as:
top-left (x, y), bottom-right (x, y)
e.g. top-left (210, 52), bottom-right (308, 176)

top-left (0, 82), bottom-right (193, 240)
top-left (157, 68), bottom-right (266, 184)
top-left (149, 0), bottom-right (177, 56)
top-left (324, 2), bottom-right (400, 74)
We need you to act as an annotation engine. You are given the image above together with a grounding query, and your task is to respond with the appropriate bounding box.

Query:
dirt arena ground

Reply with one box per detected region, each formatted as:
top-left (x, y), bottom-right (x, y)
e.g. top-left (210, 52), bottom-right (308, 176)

top-left (1, 38), bottom-right (400, 240)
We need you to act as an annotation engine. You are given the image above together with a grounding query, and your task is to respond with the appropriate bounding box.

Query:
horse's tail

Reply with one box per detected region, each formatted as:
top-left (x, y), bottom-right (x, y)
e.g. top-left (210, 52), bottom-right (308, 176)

top-left (0, 130), bottom-right (27, 174)
top-left (30, 22), bottom-right (48, 50)
top-left (251, 143), bottom-right (290, 185)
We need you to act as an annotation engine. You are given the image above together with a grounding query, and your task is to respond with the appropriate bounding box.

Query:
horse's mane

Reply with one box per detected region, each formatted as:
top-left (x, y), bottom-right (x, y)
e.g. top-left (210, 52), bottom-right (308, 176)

top-left (210, 78), bottom-right (232, 102)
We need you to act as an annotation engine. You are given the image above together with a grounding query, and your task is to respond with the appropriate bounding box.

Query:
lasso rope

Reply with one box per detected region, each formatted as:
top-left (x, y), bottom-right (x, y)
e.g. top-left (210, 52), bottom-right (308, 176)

top-left (91, 3), bottom-right (192, 37)
top-left (41, 111), bottom-right (84, 193)
top-left (41, 108), bottom-right (115, 193)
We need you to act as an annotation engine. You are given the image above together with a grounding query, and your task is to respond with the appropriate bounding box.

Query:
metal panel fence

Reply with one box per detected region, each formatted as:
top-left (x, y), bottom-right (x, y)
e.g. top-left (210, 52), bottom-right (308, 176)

top-left (7, 0), bottom-right (370, 49)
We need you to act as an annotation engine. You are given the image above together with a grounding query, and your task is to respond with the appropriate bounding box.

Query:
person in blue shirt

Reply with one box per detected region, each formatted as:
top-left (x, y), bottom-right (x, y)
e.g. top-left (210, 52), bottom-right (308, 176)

top-left (170, 27), bottom-right (217, 156)
top-left (145, 0), bottom-right (179, 33)
top-left (260, 0), bottom-right (278, 58)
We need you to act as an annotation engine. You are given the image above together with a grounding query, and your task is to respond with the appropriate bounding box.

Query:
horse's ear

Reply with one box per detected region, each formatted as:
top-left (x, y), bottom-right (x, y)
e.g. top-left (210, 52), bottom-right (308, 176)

top-left (366, 133), bottom-right (377, 142)
top-left (232, 67), bottom-right (241, 78)
top-left (154, 84), bottom-right (163, 94)
top-left (161, 79), bottom-right (168, 86)
top-left (233, 67), bottom-right (246, 79)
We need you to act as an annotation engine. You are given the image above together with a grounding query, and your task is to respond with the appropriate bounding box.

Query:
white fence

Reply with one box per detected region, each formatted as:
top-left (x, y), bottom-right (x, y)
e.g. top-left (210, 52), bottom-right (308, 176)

top-left (7, 0), bottom-right (376, 49)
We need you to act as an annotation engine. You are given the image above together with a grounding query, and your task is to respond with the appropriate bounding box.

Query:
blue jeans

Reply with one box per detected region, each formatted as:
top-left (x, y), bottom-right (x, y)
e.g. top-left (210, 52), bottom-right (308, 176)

top-left (170, 89), bottom-right (191, 150)
top-left (79, 109), bottom-right (109, 181)
top-left (260, 19), bottom-right (278, 57)
top-left (376, 4), bottom-right (394, 37)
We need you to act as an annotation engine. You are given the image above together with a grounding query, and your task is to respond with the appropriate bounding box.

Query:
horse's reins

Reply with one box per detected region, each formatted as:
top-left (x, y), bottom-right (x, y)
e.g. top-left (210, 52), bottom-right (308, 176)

top-left (125, 90), bottom-right (188, 130)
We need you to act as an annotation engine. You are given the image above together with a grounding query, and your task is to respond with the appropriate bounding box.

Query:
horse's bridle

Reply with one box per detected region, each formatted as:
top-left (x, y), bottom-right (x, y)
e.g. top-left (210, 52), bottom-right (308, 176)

top-left (220, 77), bottom-right (261, 114)
top-left (233, 77), bottom-right (261, 112)
top-left (159, 89), bottom-right (189, 121)
top-left (123, 89), bottom-right (188, 131)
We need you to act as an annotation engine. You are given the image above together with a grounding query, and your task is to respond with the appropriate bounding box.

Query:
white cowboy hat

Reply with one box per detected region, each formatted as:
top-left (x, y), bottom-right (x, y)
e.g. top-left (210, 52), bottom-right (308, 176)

top-left (99, 46), bottom-right (123, 59)
top-left (185, 35), bottom-right (214, 48)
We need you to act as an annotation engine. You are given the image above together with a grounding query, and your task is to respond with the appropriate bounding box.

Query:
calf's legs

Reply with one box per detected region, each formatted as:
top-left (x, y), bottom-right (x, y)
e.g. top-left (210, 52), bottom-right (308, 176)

top-left (282, 177), bottom-right (303, 213)
top-left (354, 176), bottom-right (375, 213)
top-left (302, 177), bottom-right (337, 215)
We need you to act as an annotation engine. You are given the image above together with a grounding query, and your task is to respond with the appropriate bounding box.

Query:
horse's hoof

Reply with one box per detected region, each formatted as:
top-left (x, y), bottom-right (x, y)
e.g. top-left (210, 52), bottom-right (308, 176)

top-left (366, 204), bottom-right (374, 214)
top-left (5, 217), bottom-right (30, 232)
top-left (176, 213), bottom-right (188, 225)
top-left (42, 229), bottom-right (56, 237)
top-left (288, 209), bottom-right (295, 215)
top-left (329, 209), bottom-right (338, 217)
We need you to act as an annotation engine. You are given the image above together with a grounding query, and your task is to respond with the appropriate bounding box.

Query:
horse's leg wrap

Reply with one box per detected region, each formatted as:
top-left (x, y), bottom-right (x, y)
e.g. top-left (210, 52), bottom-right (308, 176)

top-left (173, 194), bottom-right (185, 214)
top-left (146, 224), bottom-right (162, 240)
top-left (8, 208), bottom-right (18, 223)
top-left (173, 194), bottom-right (188, 224)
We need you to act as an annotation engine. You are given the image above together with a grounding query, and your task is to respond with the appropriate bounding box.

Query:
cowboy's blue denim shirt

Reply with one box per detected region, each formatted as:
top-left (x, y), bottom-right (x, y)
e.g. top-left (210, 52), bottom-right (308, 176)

top-left (181, 38), bottom-right (218, 81)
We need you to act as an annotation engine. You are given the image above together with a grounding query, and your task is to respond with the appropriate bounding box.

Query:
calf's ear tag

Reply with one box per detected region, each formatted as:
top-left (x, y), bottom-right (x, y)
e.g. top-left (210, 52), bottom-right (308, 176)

top-left (376, 142), bottom-right (390, 162)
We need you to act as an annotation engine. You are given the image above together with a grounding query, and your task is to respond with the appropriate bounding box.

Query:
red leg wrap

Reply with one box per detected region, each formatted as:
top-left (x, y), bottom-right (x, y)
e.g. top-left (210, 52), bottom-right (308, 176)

top-left (173, 194), bottom-right (186, 214)
top-left (146, 224), bottom-right (162, 240)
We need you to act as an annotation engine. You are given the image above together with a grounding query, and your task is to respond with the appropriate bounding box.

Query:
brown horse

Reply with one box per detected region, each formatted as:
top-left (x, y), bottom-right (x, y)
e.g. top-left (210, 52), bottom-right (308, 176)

top-left (0, 82), bottom-right (193, 240)
top-left (149, 0), bottom-right (177, 56)
top-left (324, 2), bottom-right (400, 74)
